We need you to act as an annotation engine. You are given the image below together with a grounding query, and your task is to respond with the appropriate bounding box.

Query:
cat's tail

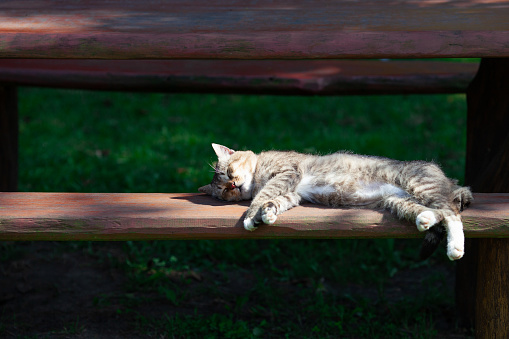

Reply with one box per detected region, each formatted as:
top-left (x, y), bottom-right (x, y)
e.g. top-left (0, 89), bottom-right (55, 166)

top-left (419, 225), bottom-right (446, 260)
top-left (420, 185), bottom-right (473, 260)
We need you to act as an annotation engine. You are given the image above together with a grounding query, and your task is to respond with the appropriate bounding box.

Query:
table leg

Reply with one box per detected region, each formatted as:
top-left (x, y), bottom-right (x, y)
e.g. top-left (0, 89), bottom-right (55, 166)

top-left (0, 86), bottom-right (18, 192)
top-left (462, 58), bottom-right (509, 337)
top-left (476, 239), bottom-right (509, 339)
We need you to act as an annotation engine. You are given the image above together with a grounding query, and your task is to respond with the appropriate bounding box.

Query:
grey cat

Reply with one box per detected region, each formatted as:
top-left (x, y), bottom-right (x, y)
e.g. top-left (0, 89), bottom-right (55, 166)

top-left (199, 143), bottom-right (472, 260)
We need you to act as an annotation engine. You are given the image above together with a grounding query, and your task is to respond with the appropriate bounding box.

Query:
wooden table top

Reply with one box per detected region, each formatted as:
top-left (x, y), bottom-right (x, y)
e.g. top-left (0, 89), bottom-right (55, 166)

top-left (1, 0), bottom-right (508, 59)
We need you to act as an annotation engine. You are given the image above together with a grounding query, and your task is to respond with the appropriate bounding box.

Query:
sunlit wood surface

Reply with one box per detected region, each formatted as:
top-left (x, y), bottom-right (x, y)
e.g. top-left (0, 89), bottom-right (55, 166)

top-left (1, 0), bottom-right (508, 59)
top-left (0, 192), bottom-right (507, 241)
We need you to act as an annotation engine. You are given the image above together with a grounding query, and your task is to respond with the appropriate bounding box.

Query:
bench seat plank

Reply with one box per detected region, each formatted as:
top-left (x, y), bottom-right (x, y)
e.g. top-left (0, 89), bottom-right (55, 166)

top-left (0, 60), bottom-right (478, 95)
top-left (1, 1), bottom-right (508, 59)
top-left (0, 192), bottom-right (507, 241)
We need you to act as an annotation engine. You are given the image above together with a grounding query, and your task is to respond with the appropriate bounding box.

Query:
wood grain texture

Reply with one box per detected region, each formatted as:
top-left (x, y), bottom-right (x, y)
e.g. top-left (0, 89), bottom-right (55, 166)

top-left (0, 1), bottom-right (508, 59)
top-left (476, 239), bottom-right (509, 339)
top-left (0, 59), bottom-right (478, 95)
top-left (0, 193), bottom-right (507, 241)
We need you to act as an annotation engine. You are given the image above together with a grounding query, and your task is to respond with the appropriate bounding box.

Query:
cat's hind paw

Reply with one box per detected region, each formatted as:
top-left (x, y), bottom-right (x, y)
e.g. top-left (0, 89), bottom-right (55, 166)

top-left (416, 211), bottom-right (438, 232)
top-left (444, 215), bottom-right (465, 261)
top-left (262, 204), bottom-right (278, 225)
top-left (447, 245), bottom-right (464, 261)
top-left (243, 217), bottom-right (258, 231)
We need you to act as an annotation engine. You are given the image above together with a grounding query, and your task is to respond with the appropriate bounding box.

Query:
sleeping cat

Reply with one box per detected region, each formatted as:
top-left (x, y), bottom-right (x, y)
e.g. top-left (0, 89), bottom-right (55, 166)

top-left (199, 143), bottom-right (472, 260)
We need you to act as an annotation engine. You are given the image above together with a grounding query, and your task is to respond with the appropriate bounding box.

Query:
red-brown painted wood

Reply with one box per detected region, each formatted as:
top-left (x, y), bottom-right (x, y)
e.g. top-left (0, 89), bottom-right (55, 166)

top-left (0, 59), bottom-right (478, 95)
top-left (0, 1), bottom-right (508, 59)
top-left (0, 193), bottom-right (507, 241)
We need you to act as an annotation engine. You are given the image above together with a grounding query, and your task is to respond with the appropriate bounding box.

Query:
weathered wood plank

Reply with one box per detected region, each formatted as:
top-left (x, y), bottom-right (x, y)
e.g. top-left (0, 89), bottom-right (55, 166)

top-left (0, 1), bottom-right (508, 59)
top-left (0, 193), bottom-right (507, 241)
top-left (0, 60), bottom-right (478, 95)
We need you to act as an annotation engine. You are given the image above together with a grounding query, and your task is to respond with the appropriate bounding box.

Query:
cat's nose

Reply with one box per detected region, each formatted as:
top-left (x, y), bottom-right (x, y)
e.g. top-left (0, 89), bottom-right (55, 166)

top-left (227, 182), bottom-right (237, 190)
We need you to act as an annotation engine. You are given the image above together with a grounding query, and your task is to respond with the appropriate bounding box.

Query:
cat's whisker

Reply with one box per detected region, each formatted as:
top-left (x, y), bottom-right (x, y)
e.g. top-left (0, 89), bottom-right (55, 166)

top-left (207, 162), bottom-right (219, 173)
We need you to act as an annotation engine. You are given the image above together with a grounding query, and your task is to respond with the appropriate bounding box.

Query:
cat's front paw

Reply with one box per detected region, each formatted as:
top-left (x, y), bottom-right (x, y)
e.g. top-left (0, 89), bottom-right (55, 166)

top-left (261, 203), bottom-right (278, 224)
top-left (416, 211), bottom-right (438, 232)
top-left (243, 217), bottom-right (258, 231)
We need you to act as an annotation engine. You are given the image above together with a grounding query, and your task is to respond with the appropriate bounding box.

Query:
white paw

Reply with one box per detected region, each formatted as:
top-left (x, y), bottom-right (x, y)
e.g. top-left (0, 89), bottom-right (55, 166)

top-left (416, 211), bottom-right (438, 232)
top-left (444, 215), bottom-right (464, 261)
top-left (447, 244), bottom-right (464, 261)
top-left (243, 217), bottom-right (258, 231)
top-left (262, 206), bottom-right (277, 224)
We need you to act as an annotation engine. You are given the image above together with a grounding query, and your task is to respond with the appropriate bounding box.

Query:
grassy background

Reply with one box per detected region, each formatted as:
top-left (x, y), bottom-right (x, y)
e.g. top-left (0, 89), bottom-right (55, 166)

top-left (7, 87), bottom-right (469, 337)
top-left (19, 91), bottom-right (466, 193)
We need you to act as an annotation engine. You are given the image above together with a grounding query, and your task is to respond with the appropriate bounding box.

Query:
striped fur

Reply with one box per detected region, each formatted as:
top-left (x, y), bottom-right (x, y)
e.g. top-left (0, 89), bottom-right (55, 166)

top-left (199, 144), bottom-right (473, 260)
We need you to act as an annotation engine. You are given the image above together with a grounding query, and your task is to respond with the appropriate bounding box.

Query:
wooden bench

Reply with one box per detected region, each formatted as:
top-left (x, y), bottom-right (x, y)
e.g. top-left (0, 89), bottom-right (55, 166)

top-left (1, 193), bottom-right (508, 241)
top-left (1, 1), bottom-right (509, 337)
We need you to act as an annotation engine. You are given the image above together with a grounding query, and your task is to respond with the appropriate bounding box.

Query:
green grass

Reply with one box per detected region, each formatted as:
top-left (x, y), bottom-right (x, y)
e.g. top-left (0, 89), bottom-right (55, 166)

top-left (19, 91), bottom-right (466, 192)
top-left (10, 88), bottom-right (470, 337)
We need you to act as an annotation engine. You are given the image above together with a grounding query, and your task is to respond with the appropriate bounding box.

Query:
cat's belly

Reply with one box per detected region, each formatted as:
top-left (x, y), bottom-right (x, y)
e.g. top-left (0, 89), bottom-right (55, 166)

top-left (296, 175), bottom-right (409, 205)
top-left (296, 175), bottom-right (337, 204)
top-left (351, 182), bottom-right (409, 205)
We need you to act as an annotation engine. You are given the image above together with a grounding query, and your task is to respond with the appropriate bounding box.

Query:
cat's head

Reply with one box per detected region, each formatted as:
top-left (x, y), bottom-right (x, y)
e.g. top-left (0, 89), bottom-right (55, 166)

top-left (198, 143), bottom-right (257, 201)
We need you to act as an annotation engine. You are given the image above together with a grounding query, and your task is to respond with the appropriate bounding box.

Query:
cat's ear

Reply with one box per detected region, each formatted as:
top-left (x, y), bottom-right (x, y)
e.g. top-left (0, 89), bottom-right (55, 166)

top-left (211, 143), bottom-right (235, 159)
top-left (198, 184), bottom-right (213, 195)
